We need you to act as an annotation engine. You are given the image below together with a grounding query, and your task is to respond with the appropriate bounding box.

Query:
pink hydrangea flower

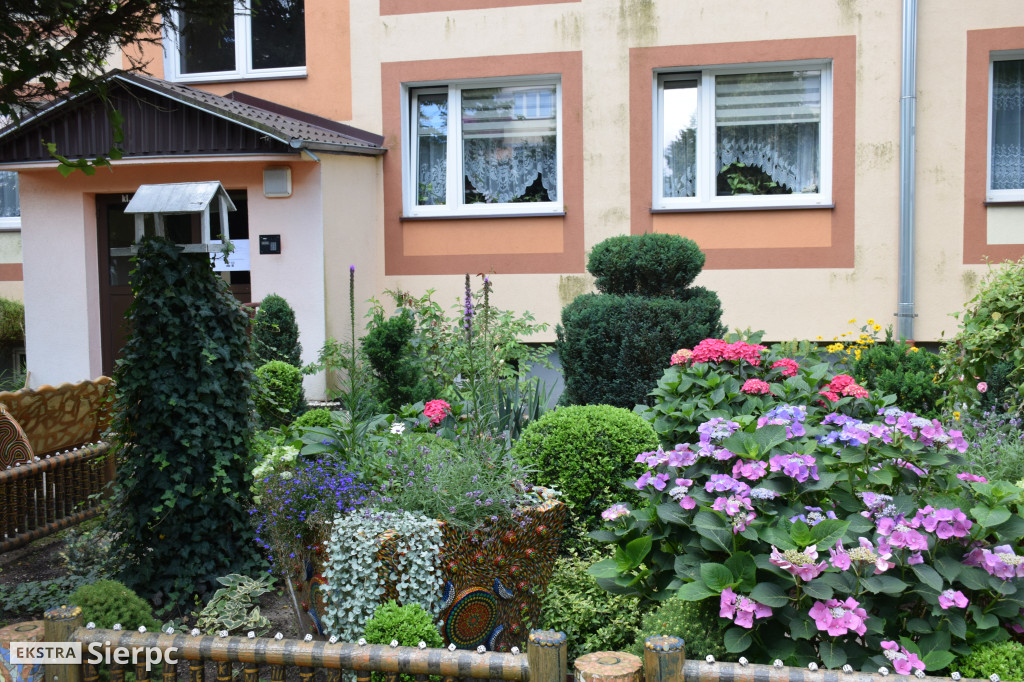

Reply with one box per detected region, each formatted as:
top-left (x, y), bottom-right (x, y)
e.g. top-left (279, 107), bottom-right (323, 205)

top-left (601, 504), bottom-right (629, 521)
top-left (957, 471), bottom-right (987, 483)
top-left (719, 587), bottom-right (772, 628)
top-left (423, 399), bottom-right (451, 426)
top-left (771, 358), bottom-right (800, 377)
top-left (964, 545), bottom-right (1024, 579)
top-left (768, 453), bottom-right (819, 483)
top-left (876, 515), bottom-right (930, 551)
top-left (635, 471), bottom-right (671, 491)
top-left (808, 597), bottom-right (868, 636)
top-left (938, 589), bottom-right (968, 609)
top-left (669, 348), bottom-right (693, 366)
top-left (769, 545), bottom-right (827, 581)
top-left (978, 381), bottom-right (988, 393)
top-left (668, 478), bottom-right (697, 510)
top-left (820, 374), bottom-right (870, 401)
top-left (880, 641), bottom-right (925, 675)
top-left (687, 339), bottom-right (767, 366)
top-left (741, 378), bottom-right (771, 395)
top-left (913, 505), bottom-right (972, 539)
top-left (732, 459), bottom-right (768, 481)
top-left (831, 537), bottom-right (897, 574)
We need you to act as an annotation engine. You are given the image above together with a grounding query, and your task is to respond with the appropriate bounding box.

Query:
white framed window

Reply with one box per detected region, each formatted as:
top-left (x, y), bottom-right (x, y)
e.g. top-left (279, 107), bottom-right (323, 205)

top-left (163, 0), bottom-right (306, 83)
top-left (403, 76), bottom-right (563, 217)
top-left (988, 51), bottom-right (1024, 202)
top-left (654, 61), bottom-right (832, 210)
top-left (0, 172), bottom-right (19, 231)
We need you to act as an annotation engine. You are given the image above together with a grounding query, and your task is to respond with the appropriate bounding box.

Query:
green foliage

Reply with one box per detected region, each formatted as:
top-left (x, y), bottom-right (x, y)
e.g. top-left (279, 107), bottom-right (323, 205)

top-left (70, 580), bottom-right (160, 631)
top-left (364, 601), bottom-right (444, 682)
top-left (194, 574), bottom-right (274, 635)
top-left (511, 405), bottom-right (657, 525)
top-left (587, 233), bottom-right (706, 298)
top-left (0, 296), bottom-right (24, 344)
top-left (957, 410), bottom-right (1024, 483)
top-left (940, 257), bottom-right (1024, 414)
top-left (254, 360), bottom-right (305, 427)
top-left (980, 361), bottom-right (1015, 412)
top-left (252, 293), bottom-right (302, 368)
top-left (321, 510), bottom-right (443, 643)
top-left (107, 237), bottom-right (260, 612)
top-left (557, 290), bottom-right (725, 408)
top-left (538, 551), bottom-right (646, 662)
top-left (629, 597), bottom-right (731, 661)
top-left (0, 576), bottom-right (82, 619)
top-left (958, 641), bottom-right (1024, 681)
top-left (362, 309), bottom-right (432, 412)
top-left (850, 329), bottom-right (942, 418)
top-left (294, 408), bottom-right (334, 429)
top-left (60, 526), bottom-right (118, 581)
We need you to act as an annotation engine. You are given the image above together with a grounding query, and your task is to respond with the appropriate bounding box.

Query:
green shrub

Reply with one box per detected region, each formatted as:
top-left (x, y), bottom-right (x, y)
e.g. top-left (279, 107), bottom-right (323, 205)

top-left (587, 233), bottom-right (705, 298)
top-left (254, 360), bottom-right (305, 427)
top-left (850, 330), bottom-right (942, 418)
top-left (108, 237), bottom-right (260, 611)
top-left (70, 580), bottom-right (160, 631)
top-left (293, 408), bottom-right (333, 429)
top-left (558, 234), bottom-right (722, 409)
top-left (362, 309), bottom-right (432, 412)
top-left (940, 257), bottom-right (1024, 414)
top-left (981, 360), bottom-right (1015, 412)
top-left (364, 601), bottom-right (443, 681)
top-left (557, 290), bottom-right (724, 408)
top-left (60, 526), bottom-right (118, 581)
top-left (628, 597), bottom-right (731, 661)
top-left (957, 641), bottom-right (1024, 681)
top-left (252, 293), bottom-right (302, 368)
top-left (538, 551), bottom-right (646, 662)
top-left (0, 296), bottom-right (24, 345)
top-left (510, 405), bottom-right (658, 525)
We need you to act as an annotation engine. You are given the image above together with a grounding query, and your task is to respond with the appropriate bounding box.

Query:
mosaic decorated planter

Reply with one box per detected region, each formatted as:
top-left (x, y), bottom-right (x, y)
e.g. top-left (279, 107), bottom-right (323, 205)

top-left (286, 495), bottom-right (566, 652)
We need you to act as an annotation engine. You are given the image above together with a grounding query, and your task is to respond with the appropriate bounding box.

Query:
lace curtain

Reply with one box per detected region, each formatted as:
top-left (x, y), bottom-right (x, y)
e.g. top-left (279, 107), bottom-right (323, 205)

top-left (463, 137), bottom-right (557, 203)
top-left (0, 172), bottom-right (18, 218)
top-left (992, 59), bottom-right (1024, 190)
top-left (717, 122), bottom-right (820, 194)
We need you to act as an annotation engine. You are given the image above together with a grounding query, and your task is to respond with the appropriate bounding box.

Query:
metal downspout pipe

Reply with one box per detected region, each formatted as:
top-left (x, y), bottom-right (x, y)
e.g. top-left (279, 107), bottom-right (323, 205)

top-left (897, 0), bottom-right (919, 340)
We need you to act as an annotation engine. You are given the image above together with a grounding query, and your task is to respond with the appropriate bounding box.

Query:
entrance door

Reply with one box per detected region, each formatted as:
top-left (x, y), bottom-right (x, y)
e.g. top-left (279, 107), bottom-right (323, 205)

top-left (96, 193), bottom-right (252, 376)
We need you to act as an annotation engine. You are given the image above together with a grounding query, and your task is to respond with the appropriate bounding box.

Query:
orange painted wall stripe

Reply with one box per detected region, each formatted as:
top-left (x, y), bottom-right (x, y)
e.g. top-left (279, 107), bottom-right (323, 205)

top-left (381, 0), bottom-right (578, 14)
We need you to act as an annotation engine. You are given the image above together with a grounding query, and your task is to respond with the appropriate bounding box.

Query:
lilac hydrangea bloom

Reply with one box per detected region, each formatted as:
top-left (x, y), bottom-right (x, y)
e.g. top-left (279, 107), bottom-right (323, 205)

top-left (880, 641), bottom-right (925, 675)
top-left (757, 404), bottom-right (808, 439)
top-left (808, 597), bottom-right (868, 636)
top-left (698, 418), bottom-right (740, 444)
top-left (964, 545), bottom-right (1024, 579)
top-left (602, 504), bottom-right (630, 521)
top-left (635, 471), bottom-right (671, 491)
top-left (913, 505), bottom-right (972, 539)
top-left (938, 589), bottom-right (968, 609)
top-left (876, 514), bottom-right (930, 551)
top-left (668, 478), bottom-right (697, 510)
top-left (769, 545), bottom-right (827, 581)
top-left (790, 506), bottom-right (837, 526)
top-left (768, 453), bottom-right (819, 482)
top-left (705, 474), bottom-right (750, 495)
top-left (732, 459), bottom-right (768, 481)
top-left (719, 587), bottom-right (772, 628)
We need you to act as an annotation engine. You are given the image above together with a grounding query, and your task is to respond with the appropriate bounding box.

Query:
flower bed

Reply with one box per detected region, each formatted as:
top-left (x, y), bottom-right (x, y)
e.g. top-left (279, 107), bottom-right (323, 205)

top-left (593, 338), bottom-right (1024, 673)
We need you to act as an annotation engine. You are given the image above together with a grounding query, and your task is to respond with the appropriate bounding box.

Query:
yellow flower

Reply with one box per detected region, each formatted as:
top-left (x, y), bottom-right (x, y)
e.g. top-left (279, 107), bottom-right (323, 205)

top-left (867, 318), bottom-right (875, 325)
top-left (953, 411), bottom-right (961, 421)
top-left (873, 324), bottom-right (882, 332)
top-left (848, 319), bottom-right (856, 324)
top-left (854, 349), bottom-right (862, 361)
top-left (816, 336), bottom-right (823, 340)
top-left (826, 343), bottom-right (844, 353)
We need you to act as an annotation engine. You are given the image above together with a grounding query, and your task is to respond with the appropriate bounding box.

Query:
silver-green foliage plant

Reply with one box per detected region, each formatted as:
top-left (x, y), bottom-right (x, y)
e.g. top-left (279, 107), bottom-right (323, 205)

top-left (194, 574), bottom-right (275, 635)
top-left (322, 510), bottom-right (443, 643)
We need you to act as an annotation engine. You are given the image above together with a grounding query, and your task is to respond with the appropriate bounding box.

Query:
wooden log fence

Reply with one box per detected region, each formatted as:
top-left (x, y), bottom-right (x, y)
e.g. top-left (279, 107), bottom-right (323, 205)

top-left (24, 609), bottom-right (988, 682)
top-left (0, 443), bottom-right (114, 552)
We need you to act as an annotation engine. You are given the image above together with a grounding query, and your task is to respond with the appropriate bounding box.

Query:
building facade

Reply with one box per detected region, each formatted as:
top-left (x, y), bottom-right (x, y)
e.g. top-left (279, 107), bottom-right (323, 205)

top-left (1, 0), bottom-right (1023, 393)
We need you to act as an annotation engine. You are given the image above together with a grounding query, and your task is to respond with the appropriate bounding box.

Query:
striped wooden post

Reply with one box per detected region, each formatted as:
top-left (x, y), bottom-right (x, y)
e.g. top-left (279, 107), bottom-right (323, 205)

top-left (642, 636), bottom-right (684, 682)
top-left (43, 606), bottom-right (83, 682)
top-left (573, 652), bottom-right (642, 682)
top-left (527, 631), bottom-right (566, 682)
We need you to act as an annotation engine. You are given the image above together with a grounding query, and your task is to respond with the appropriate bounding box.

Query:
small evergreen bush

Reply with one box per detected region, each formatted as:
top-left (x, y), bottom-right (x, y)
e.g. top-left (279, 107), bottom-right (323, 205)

top-left (0, 296), bottom-right (24, 345)
top-left (587, 233), bottom-right (705, 298)
top-left (957, 641), bottom-right (1024, 681)
top-left (539, 551), bottom-right (646, 662)
top-left (254, 360), bottom-right (305, 427)
top-left (510, 405), bottom-right (658, 524)
top-left (557, 234), bottom-right (724, 409)
top-left (557, 291), bottom-right (724, 408)
top-left (60, 526), bottom-right (119, 581)
top-left (252, 293), bottom-right (302, 367)
top-left (850, 330), bottom-right (941, 418)
top-left (293, 408), bottom-right (333, 429)
top-left (629, 597), bottom-right (731, 661)
top-left (362, 309), bottom-right (432, 412)
top-left (363, 601), bottom-right (443, 682)
top-left (70, 580), bottom-right (160, 631)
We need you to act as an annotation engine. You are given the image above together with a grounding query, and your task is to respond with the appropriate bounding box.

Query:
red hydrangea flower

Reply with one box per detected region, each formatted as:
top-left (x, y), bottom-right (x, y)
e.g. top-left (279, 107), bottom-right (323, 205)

top-left (741, 378), bottom-right (771, 395)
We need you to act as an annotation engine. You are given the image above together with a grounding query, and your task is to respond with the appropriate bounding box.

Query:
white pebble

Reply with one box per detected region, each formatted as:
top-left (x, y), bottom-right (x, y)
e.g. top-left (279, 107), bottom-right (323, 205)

top-left (511, 647), bottom-right (520, 656)
top-left (705, 655), bottom-right (715, 664)
top-left (448, 644), bottom-right (457, 652)
top-left (952, 674), bottom-right (962, 681)
top-left (476, 646), bottom-right (486, 654)
top-left (191, 629), bottom-right (201, 637)
top-left (808, 663), bottom-right (818, 671)
top-left (418, 642), bottom-right (427, 649)
top-left (247, 632), bottom-right (255, 639)
top-left (390, 640), bottom-right (399, 648)
top-left (879, 667), bottom-right (890, 676)
top-left (738, 658), bottom-right (748, 667)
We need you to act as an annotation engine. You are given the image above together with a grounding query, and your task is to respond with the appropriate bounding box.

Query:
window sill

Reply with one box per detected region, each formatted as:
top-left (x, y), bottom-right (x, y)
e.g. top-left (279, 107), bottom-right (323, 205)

top-left (984, 199), bottom-right (1024, 207)
top-left (651, 203), bottom-right (834, 214)
top-left (166, 70), bottom-right (308, 85)
top-left (401, 211), bottom-right (566, 221)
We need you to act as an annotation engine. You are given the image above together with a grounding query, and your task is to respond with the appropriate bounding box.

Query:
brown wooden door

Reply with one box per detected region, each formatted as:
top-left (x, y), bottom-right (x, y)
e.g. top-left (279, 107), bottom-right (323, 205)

top-left (96, 193), bottom-right (251, 376)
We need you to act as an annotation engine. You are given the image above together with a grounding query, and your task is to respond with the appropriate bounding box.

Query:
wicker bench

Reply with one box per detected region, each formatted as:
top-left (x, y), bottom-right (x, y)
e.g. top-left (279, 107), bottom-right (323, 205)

top-left (0, 377), bottom-right (114, 552)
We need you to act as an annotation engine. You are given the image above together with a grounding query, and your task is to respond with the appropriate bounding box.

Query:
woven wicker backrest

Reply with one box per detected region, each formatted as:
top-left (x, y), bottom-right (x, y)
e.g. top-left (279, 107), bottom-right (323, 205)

top-left (0, 377), bottom-right (113, 456)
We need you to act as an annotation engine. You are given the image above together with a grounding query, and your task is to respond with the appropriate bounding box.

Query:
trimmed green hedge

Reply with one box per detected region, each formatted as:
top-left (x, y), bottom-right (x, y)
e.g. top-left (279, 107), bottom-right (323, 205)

top-left (587, 233), bottom-right (705, 298)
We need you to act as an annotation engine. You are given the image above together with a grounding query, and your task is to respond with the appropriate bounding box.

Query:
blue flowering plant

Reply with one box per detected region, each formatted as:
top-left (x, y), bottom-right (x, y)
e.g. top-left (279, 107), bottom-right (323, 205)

top-left (250, 457), bottom-right (368, 573)
top-left (592, 343), bottom-right (1024, 673)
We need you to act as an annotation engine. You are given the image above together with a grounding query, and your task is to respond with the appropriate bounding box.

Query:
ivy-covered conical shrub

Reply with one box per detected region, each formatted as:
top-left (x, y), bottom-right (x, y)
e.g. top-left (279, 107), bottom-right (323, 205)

top-left (108, 237), bottom-right (259, 610)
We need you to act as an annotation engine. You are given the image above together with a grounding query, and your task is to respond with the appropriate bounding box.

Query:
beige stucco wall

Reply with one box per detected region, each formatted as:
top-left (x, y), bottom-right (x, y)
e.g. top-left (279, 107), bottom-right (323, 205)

top-left (13, 157), bottom-right (330, 393)
top-left (343, 0), bottom-right (1024, 344)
